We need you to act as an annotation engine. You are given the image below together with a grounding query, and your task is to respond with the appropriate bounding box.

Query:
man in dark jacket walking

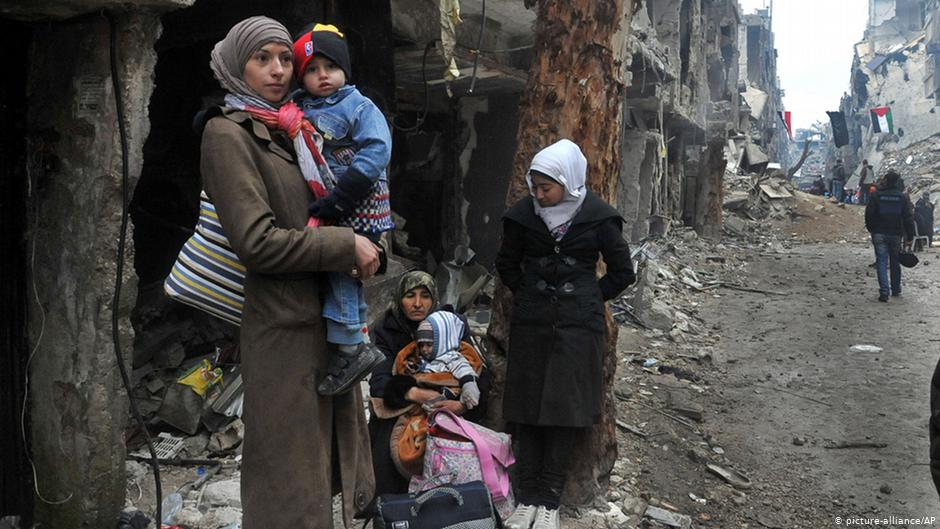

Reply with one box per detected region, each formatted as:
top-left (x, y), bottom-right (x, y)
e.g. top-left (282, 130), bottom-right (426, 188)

top-left (865, 170), bottom-right (915, 301)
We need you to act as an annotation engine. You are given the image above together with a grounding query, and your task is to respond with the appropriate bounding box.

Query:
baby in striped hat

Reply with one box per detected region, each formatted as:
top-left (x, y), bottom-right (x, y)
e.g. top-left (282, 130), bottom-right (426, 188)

top-left (412, 312), bottom-right (481, 410)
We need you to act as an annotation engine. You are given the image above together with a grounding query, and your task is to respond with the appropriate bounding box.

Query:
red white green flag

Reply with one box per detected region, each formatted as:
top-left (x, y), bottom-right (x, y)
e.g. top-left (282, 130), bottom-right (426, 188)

top-left (870, 106), bottom-right (894, 134)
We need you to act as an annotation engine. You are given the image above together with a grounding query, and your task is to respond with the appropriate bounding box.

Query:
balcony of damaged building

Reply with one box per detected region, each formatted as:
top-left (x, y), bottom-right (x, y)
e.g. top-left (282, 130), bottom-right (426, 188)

top-left (0, 0), bottom-right (532, 526)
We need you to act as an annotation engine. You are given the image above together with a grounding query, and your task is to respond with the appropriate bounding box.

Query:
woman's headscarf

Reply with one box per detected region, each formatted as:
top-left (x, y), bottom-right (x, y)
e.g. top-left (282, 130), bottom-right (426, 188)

top-left (393, 271), bottom-right (439, 324)
top-left (209, 16), bottom-right (293, 109)
top-left (526, 139), bottom-right (588, 240)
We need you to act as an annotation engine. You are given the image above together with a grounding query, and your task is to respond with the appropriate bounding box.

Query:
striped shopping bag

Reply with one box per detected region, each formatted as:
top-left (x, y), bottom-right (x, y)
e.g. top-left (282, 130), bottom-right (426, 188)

top-left (164, 192), bottom-right (244, 325)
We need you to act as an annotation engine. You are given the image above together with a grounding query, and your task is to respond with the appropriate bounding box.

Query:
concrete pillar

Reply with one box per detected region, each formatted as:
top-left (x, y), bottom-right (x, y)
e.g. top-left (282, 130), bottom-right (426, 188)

top-left (617, 131), bottom-right (649, 241)
top-left (26, 12), bottom-right (159, 526)
top-left (695, 137), bottom-right (727, 240)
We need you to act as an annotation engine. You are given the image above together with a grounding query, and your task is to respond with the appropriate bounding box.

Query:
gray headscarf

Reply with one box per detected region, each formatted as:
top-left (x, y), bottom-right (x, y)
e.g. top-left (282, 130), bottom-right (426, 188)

top-left (210, 16), bottom-right (292, 107)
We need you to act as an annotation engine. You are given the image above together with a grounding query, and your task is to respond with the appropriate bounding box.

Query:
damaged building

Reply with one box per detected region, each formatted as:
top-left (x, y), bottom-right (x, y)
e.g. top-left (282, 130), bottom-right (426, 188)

top-left (0, 0), bottom-right (787, 526)
top-left (841, 0), bottom-right (940, 177)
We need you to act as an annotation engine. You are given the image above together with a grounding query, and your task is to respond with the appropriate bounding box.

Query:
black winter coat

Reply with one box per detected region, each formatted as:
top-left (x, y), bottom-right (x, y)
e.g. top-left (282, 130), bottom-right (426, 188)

top-left (865, 184), bottom-right (915, 239)
top-left (496, 191), bottom-right (635, 427)
top-left (931, 357), bottom-right (940, 499)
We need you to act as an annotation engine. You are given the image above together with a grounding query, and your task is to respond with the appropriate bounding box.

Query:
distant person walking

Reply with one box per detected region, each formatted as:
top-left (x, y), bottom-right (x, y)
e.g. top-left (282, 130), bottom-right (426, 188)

top-left (865, 170), bottom-right (915, 302)
top-left (915, 192), bottom-right (935, 250)
top-left (857, 159), bottom-right (872, 205)
top-left (831, 159), bottom-right (846, 203)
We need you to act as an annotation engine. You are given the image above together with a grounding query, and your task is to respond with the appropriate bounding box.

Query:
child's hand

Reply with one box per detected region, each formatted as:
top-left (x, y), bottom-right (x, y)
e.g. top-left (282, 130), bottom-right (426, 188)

top-left (460, 380), bottom-right (480, 410)
top-left (309, 194), bottom-right (344, 219)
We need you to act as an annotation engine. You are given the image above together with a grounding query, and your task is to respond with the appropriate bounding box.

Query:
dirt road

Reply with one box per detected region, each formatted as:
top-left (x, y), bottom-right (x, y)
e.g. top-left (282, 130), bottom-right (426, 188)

top-left (617, 239), bottom-right (940, 528)
top-left (704, 241), bottom-right (939, 524)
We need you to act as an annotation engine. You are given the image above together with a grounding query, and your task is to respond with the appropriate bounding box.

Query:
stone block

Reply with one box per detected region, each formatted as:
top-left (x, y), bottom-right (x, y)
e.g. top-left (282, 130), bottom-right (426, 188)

top-left (203, 479), bottom-right (242, 509)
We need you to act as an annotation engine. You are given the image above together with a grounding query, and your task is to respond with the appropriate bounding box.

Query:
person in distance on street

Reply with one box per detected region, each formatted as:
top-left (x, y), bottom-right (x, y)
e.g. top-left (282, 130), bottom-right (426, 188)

top-left (864, 170), bottom-right (915, 302)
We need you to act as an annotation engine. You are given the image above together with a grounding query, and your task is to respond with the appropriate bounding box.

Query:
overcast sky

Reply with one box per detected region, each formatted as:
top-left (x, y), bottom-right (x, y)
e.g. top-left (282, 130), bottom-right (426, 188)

top-left (737, 0), bottom-right (868, 130)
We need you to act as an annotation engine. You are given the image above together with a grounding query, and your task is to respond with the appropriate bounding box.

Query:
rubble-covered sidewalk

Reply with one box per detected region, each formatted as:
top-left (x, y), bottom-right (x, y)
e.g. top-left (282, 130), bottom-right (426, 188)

top-left (112, 181), bottom-right (940, 529)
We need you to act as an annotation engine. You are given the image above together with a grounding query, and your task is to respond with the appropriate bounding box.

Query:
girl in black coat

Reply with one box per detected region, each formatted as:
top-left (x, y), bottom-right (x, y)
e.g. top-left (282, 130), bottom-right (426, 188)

top-left (496, 140), bottom-right (635, 529)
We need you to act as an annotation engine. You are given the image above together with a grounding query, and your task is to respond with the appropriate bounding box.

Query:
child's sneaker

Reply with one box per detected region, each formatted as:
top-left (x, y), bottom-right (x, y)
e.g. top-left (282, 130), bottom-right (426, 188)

top-left (318, 342), bottom-right (385, 395)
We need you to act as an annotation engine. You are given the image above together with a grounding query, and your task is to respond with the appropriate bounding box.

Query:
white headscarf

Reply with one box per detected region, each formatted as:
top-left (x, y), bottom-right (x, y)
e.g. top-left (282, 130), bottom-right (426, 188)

top-left (526, 139), bottom-right (588, 239)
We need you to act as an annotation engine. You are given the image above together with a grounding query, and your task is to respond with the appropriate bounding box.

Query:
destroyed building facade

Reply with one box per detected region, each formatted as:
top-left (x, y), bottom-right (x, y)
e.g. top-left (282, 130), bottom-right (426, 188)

top-left (841, 0), bottom-right (940, 177)
top-left (0, 0), bottom-right (787, 526)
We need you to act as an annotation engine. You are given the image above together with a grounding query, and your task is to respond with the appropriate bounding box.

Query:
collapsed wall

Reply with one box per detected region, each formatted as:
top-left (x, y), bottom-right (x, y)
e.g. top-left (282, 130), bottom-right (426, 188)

top-left (844, 0), bottom-right (940, 174)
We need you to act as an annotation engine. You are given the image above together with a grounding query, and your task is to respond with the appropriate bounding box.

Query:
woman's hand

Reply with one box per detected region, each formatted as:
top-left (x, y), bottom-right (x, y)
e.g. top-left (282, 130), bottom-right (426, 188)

top-left (353, 235), bottom-right (381, 279)
top-left (405, 387), bottom-right (441, 404)
top-left (431, 399), bottom-right (465, 415)
top-left (404, 387), bottom-right (465, 415)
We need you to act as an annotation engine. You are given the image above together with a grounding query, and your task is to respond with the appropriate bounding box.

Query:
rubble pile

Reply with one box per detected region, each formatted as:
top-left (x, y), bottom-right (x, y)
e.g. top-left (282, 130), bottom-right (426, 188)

top-left (720, 168), bottom-right (804, 244)
top-left (877, 133), bottom-right (940, 198)
top-left (122, 287), bottom-right (245, 529)
top-left (568, 225), bottom-right (771, 528)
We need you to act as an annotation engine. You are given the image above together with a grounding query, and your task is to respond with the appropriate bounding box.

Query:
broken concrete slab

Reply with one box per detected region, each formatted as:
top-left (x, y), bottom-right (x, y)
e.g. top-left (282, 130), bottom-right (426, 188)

top-left (644, 505), bottom-right (692, 529)
top-left (637, 298), bottom-right (675, 331)
top-left (723, 191), bottom-right (750, 210)
top-left (203, 479), bottom-right (242, 509)
top-left (759, 183), bottom-right (793, 199)
top-left (724, 215), bottom-right (749, 236)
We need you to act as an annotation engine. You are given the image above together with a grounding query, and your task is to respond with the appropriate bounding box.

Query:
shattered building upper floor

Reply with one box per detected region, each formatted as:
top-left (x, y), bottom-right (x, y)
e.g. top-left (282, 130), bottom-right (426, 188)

top-left (841, 0), bottom-right (940, 180)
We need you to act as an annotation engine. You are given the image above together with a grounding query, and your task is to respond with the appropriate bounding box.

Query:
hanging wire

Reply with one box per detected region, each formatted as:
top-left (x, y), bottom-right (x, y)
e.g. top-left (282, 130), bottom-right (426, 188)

top-left (392, 41), bottom-right (435, 133)
top-left (467, 0), bottom-right (487, 95)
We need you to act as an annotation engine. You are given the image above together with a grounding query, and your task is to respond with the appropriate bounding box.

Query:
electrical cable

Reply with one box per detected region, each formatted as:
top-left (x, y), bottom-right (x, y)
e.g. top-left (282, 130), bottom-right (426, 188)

top-left (467, 0), bottom-right (486, 95)
top-left (21, 197), bottom-right (72, 507)
top-left (105, 11), bottom-right (163, 526)
top-left (391, 41), bottom-right (435, 133)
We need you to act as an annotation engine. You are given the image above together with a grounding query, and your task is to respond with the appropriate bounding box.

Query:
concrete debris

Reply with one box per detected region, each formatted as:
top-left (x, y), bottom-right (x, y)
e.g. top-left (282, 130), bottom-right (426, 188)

top-left (723, 215), bottom-right (749, 236)
top-left (208, 418), bottom-right (244, 454)
top-left (644, 505), bottom-right (692, 529)
top-left (203, 479), bottom-right (242, 509)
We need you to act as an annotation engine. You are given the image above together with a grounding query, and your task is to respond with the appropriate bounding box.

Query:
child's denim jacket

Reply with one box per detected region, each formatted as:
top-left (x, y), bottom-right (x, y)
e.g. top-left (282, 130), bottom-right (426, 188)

top-left (296, 85), bottom-right (393, 234)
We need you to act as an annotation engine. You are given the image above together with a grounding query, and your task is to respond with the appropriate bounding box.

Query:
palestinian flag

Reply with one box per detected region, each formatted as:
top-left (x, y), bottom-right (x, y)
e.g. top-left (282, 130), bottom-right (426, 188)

top-left (870, 106), bottom-right (894, 134)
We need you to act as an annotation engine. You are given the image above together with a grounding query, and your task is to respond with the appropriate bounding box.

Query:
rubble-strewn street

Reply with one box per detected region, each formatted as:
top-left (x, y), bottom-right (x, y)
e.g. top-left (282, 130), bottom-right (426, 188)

top-left (112, 187), bottom-right (940, 529)
top-left (561, 193), bottom-right (940, 529)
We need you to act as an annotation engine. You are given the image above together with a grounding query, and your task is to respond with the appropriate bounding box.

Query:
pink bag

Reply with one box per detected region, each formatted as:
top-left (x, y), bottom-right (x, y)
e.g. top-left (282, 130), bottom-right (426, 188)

top-left (409, 409), bottom-right (516, 519)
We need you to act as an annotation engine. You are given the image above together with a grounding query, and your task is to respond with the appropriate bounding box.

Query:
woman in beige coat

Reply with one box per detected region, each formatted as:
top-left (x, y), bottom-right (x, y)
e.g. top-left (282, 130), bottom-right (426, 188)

top-left (200, 16), bottom-right (378, 528)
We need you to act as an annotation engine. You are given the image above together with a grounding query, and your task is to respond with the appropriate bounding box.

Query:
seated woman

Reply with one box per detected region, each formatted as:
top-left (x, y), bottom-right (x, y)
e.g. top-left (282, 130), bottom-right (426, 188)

top-left (368, 271), bottom-right (491, 496)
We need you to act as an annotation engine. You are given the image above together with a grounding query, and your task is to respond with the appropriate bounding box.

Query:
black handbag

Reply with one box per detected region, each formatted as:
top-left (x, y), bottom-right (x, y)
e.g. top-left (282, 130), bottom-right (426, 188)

top-left (373, 481), bottom-right (502, 529)
top-left (899, 250), bottom-right (919, 268)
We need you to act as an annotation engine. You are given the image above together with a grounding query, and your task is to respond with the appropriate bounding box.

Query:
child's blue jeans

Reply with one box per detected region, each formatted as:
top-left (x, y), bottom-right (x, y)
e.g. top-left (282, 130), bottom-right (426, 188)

top-left (323, 272), bottom-right (369, 345)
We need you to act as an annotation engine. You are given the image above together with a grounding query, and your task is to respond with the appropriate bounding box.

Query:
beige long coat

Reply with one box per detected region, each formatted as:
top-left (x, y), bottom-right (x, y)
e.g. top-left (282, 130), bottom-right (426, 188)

top-left (201, 109), bottom-right (375, 528)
